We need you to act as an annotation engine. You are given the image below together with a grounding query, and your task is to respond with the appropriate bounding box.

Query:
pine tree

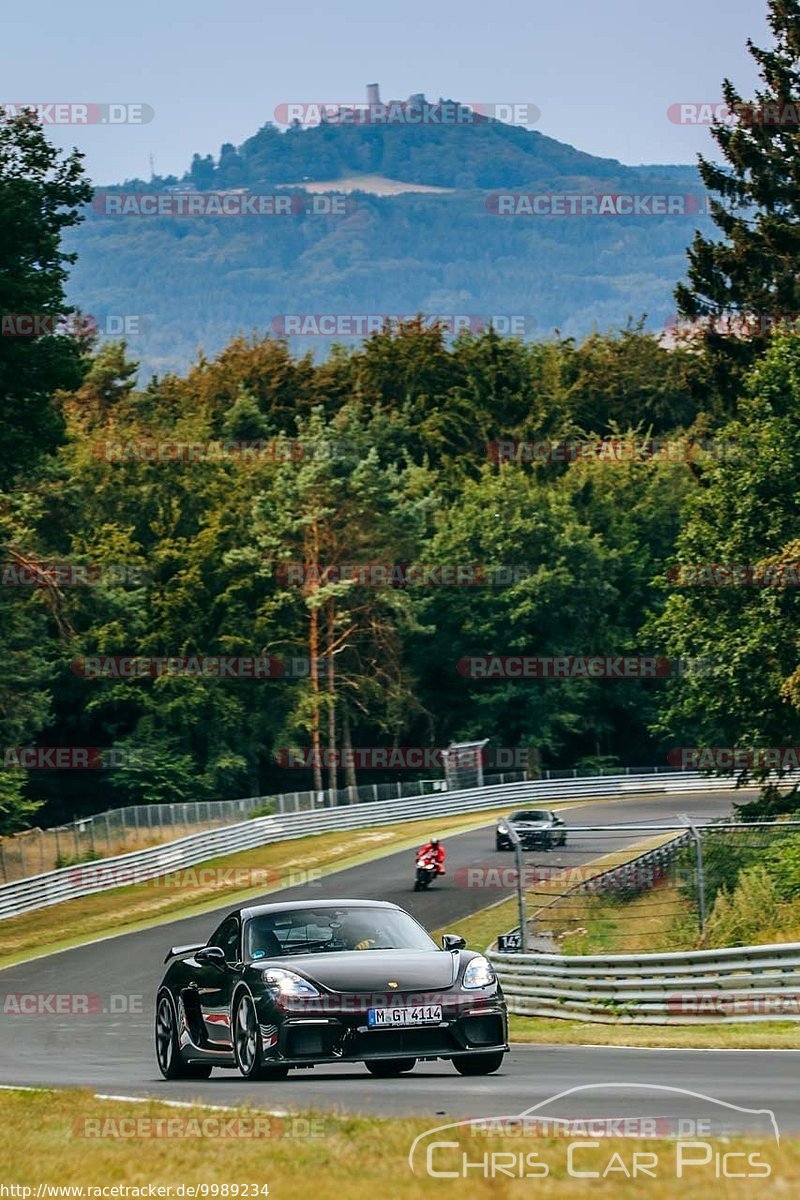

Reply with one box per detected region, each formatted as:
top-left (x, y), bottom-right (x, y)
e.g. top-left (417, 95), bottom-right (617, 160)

top-left (675, 1), bottom-right (800, 391)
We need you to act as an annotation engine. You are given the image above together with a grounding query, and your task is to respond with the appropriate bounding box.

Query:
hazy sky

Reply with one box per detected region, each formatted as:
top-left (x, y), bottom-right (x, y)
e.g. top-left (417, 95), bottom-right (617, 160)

top-left (3, 0), bottom-right (769, 185)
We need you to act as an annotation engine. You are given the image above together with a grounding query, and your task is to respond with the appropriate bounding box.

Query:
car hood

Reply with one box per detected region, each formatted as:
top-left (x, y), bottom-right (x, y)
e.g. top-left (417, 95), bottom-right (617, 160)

top-left (256, 949), bottom-right (459, 992)
top-left (513, 820), bottom-right (551, 829)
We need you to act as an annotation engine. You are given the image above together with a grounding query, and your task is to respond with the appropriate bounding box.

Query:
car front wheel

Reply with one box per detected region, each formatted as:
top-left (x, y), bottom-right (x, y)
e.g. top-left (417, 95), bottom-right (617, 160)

top-left (233, 992), bottom-right (289, 1081)
top-left (452, 1051), bottom-right (505, 1076)
top-left (365, 1058), bottom-right (417, 1077)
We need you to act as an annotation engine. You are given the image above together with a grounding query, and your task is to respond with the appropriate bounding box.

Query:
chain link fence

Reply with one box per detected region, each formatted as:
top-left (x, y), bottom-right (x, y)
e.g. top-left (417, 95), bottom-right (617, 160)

top-left (0, 772), bottom-right (521, 883)
top-left (494, 819), bottom-right (800, 956)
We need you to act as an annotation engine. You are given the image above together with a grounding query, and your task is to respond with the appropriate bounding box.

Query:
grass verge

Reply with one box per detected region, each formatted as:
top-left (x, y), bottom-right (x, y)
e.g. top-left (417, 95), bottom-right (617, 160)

top-left (0, 1087), bottom-right (793, 1197)
top-left (506, 1014), bottom-right (800, 1049)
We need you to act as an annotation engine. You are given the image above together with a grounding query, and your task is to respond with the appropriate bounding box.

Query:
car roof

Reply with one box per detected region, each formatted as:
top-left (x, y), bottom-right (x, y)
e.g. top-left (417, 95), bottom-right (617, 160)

top-left (239, 898), bottom-right (402, 921)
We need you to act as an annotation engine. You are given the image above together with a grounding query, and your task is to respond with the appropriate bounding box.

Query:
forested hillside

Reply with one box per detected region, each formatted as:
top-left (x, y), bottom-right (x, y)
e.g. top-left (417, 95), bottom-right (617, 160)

top-left (64, 106), bottom-right (709, 374)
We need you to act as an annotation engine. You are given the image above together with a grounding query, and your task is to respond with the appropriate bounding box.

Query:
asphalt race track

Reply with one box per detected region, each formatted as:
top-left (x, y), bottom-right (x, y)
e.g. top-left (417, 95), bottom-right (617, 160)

top-left (2, 790), bottom-right (798, 1134)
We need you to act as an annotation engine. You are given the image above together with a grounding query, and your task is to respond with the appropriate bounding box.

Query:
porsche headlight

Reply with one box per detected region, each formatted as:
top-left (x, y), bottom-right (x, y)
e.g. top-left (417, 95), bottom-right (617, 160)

top-left (497, 823), bottom-right (508, 834)
top-left (462, 955), bottom-right (496, 989)
top-left (263, 968), bottom-right (320, 997)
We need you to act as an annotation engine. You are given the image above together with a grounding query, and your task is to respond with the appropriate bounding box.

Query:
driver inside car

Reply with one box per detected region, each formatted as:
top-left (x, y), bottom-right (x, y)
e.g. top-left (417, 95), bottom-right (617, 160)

top-left (247, 923), bottom-right (283, 959)
top-left (338, 915), bottom-right (379, 950)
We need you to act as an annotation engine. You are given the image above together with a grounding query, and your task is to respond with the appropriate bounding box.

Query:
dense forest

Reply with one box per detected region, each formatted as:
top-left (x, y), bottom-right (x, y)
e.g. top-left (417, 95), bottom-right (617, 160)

top-left (3, 0), bottom-right (800, 832)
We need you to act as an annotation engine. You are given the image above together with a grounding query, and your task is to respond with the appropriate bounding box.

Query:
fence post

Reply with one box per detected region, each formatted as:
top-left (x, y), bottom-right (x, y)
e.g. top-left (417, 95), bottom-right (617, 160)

top-left (73, 819), bottom-right (80, 860)
top-left (506, 824), bottom-right (528, 954)
top-left (680, 814), bottom-right (707, 945)
top-left (105, 812), bottom-right (112, 852)
top-left (0, 839), bottom-right (7, 882)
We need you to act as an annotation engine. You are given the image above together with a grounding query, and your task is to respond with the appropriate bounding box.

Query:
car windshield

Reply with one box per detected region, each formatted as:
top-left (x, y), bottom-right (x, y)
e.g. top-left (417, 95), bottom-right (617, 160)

top-left (511, 810), bottom-right (551, 822)
top-left (243, 907), bottom-right (438, 959)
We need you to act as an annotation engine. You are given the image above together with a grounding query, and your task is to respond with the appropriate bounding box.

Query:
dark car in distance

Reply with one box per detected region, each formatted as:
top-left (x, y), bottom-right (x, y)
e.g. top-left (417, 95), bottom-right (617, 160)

top-left (495, 809), bottom-right (568, 851)
top-left (155, 899), bottom-right (508, 1081)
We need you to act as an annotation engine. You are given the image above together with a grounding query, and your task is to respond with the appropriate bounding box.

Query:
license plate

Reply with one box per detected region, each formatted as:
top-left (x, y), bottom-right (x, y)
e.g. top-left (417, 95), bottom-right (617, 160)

top-left (367, 1005), bottom-right (443, 1027)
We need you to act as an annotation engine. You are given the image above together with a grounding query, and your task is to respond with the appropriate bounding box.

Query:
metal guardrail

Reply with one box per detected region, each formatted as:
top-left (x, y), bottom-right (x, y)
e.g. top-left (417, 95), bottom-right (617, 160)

top-left (490, 941), bottom-right (800, 1024)
top-left (488, 819), bottom-right (800, 1024)
top-left (0, 770), bottom-right (737, 921)
top-left (0, 765), bottom-right (678, 884)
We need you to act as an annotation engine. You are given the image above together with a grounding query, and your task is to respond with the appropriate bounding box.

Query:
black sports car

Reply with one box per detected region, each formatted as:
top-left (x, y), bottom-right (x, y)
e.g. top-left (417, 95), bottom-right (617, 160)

top-left (495, 809), bottom-right (568, 851)
top-left (155, 899), bottom-right (508, 1081)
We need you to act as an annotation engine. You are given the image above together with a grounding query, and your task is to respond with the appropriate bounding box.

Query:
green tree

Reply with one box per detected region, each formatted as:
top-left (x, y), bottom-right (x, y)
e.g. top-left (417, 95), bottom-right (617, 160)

top-left (0, 113), bottom-right (92, 487)
top-left (651, 334), bottom-right (800, 805)
top-left (675, 0), bottom-right (800, 393)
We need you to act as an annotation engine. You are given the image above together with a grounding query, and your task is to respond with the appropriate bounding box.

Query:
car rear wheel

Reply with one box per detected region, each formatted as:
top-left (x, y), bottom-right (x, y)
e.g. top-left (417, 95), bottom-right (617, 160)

top-left (365, 1058), bottom-right (417, 1077)
top-left (155, 992), bottom-right (212, 1080)
top-left (452, 1051), bottom-right (505, 1076)
top-left (233, 992), bottom-right (289, 1081)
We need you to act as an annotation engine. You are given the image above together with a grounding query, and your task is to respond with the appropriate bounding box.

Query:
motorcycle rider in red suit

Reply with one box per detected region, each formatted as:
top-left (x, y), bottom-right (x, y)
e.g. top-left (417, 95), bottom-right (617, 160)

top-left (418, 837), bottom-right (446, 874)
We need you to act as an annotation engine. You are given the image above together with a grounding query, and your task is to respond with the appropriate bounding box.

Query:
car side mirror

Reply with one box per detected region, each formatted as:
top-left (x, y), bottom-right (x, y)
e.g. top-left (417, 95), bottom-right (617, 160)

top-left (442, 934), bottom-right (466, 951)
top-left (196, 945), bottom-right (227, 966)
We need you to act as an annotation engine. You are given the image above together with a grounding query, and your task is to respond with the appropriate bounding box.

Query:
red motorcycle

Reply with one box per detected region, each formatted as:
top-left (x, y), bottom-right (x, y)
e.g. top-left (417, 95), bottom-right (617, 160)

top-left (414, 850), bottom-right (441, 891)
